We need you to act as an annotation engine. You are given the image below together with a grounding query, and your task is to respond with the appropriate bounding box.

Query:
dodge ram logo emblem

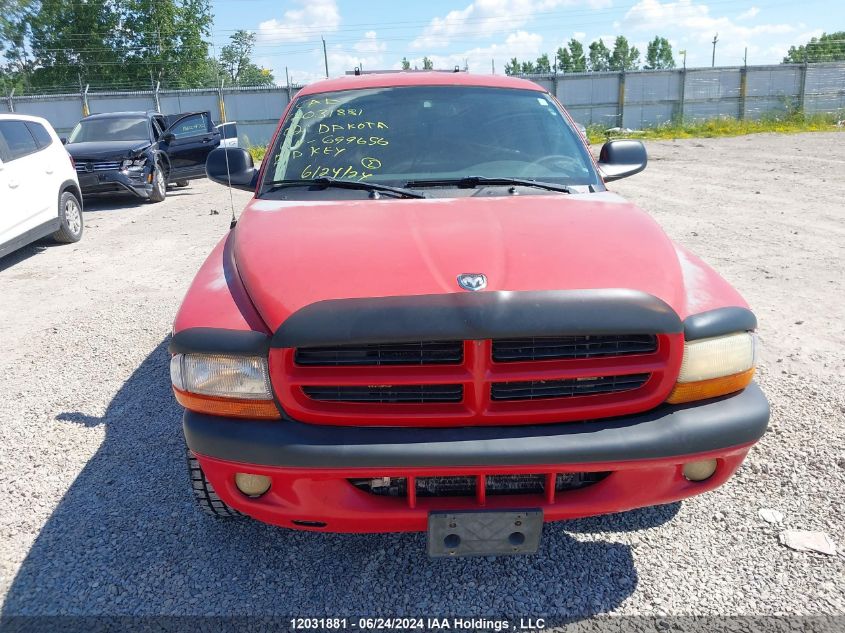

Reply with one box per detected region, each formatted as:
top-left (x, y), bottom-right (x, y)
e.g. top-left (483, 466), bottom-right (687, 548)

top-left (457, 273), bottom-right (487, 291)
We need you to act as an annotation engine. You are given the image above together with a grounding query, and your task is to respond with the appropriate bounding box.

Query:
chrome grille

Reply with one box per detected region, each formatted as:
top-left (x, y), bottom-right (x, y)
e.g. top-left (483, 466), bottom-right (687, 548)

top-left (75, 161), bottom-right (121, 173)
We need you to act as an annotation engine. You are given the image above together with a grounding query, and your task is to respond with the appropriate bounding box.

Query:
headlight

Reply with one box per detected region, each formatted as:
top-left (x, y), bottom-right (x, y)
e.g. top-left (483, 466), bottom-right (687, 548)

top-left (170, 353), bottom-right (279, 419)
top-left (667, 332), bottom-right (757, 404)
top-left (121, 157), bottom-right (147, 170)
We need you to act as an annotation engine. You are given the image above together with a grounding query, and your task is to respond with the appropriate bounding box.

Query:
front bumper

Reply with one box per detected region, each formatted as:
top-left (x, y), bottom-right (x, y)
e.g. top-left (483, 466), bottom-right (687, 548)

top-left (185, 383), bottom-right (769, 532)
top-left (77, 169), bottom-right (153, 198)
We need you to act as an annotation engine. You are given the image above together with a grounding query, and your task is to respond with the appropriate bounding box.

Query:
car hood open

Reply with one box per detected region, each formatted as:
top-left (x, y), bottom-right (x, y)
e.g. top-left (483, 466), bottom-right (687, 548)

top-left (65, 140), bottom-right (151, 161)
top-left (233, 193), bottom-right (689, 332)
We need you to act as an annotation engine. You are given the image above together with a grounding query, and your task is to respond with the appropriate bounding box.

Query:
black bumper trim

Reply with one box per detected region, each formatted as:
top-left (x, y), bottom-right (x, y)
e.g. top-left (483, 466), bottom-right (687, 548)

top-left (271, 289), bottom-right (683, 348)
top-left (183, 382), bottom-right (769, 469)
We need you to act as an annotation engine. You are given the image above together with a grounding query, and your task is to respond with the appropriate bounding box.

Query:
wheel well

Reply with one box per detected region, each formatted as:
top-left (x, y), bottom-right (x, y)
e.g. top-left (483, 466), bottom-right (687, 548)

top-left (59, 180), bottom-right (83, 212)
top-left (155, 152), bottom-right (171, 176)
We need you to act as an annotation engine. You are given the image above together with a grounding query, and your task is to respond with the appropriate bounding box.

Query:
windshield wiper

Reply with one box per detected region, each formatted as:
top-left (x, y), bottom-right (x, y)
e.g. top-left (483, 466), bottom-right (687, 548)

top-left (404, 176), bottom-right (572, 194)
top-left (263, 178), bottom-right (425, 199)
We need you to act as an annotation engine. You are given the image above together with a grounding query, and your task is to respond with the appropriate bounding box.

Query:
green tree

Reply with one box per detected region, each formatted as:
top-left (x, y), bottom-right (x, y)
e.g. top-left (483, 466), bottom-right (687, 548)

top-left (122, 0), bottom-right (214, 88)
top-left (645, 36), bottom-right (675, 69)
top-left (520, 60), bottom-right (536, 73)
top-left (401, 57), bottom-right (411, 70)
top-left (5, 0), bottom-right (215, 91)
top-left (535, 53), bottom-right (551, 73)
top-left (568, 39), bottom-right (586, 72)
top-left (219, 30), bottom-right (273, 86)
top-left (556, 39), bottom-right (586, 72)
top-left (610, 35), bottom-right (640, 71)
top-left (22, 0), bottom-right (122, 90)
top-left (556, 46), bottom-right (572, 72)
top-left (504, 57), bottom-right (520, 75)
top-left (422, 56), bottom-right (433, 70)
top-left (588, 39), bottom-right (611, 71)
top-left (783, 31), bottom-right (845, 63)
top-left (0, 0), bottom-right (34, 91)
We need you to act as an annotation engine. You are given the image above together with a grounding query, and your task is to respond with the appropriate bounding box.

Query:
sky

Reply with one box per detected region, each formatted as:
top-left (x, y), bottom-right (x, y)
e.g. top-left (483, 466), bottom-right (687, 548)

top-left (209, 0), bottom-right (842, 85)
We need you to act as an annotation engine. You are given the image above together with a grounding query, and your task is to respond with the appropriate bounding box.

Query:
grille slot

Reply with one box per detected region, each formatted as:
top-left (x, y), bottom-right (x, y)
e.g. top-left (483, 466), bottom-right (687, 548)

top-left (302, 384), bottom-right (463, 404)
top-left (491, 373), bottom-right (650, 401)
top-left (295, 341), bottom-right (463, 366)
top-left (492, 334), bottom-right (657, 362)
top-left (417, 476), bottom-right (477, 497)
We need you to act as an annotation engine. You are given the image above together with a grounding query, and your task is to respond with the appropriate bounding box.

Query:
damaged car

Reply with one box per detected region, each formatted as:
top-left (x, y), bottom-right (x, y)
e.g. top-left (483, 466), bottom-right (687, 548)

top-left (65, 110), bottom-right (220, 202)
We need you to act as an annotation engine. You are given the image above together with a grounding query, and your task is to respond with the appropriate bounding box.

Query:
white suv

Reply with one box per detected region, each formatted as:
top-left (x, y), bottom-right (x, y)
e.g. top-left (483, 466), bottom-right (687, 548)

top-left (0, 113), bottom-right (83, 258)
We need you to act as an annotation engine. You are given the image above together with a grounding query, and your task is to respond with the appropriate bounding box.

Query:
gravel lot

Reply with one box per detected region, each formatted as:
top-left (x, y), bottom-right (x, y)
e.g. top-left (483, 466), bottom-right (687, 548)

top-left (1, 132), bottom-right (843, 622)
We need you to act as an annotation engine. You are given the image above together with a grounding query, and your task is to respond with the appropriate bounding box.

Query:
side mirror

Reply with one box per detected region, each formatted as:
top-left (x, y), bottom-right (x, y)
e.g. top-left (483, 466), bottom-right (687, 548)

top-left (206, 147), bottom-right (258, 191)
top-left (161, 132), bottom-right (175, 144)
top-left (60, 137), bottom-right (68, 145)
top-left (597, 139), bottom-right (647, 182)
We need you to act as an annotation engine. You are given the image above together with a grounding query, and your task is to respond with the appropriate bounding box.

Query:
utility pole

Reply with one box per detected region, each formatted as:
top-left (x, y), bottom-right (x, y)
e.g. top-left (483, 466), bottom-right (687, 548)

top-left (743, 47), bottom-right (748, 67)
top-left (322, 37), bottom-right (329, 78)
top-left (711, 33), bottom-right (718, 67)
top-left (679, 49), bottom-right (687, 70)
top-left (491, 58), bottom-right (495, 75)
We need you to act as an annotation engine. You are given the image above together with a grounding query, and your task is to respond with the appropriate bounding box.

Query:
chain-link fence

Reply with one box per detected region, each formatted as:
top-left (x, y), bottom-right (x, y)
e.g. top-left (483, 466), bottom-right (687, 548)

top-left (3, 63), bottom-right (844, 145)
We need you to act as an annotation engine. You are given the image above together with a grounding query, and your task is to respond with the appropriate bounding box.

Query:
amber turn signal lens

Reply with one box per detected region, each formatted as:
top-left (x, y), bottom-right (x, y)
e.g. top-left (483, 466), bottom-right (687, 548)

top-left (667, 367), bottom-right (755, 404)
top-left (173, 388), bottom-right (280, 419)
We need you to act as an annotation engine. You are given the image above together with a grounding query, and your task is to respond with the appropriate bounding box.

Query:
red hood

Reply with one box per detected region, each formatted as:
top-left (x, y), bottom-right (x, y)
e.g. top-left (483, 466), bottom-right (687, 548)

top-left (233, 194), bottom-right (687, 332)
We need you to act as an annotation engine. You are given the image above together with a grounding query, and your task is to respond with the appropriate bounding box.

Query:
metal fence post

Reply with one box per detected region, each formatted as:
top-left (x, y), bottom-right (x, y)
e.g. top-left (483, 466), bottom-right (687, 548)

top-left (617, 70), bottom-right (626, 128)
top-left (6, 88), bottom-right (14, 113)
top-left (677, 68), bottom-right (686, 123)
top-left (798, 60), bottom-right (809, 114)
top-left (218, 79), bottom-right (226, 123)
top-left (153, 81), bottom-right (161, 113)
top-left (739, 66), bottom-right (748, 120)
top-left (81, 84), bottom-right (90, 116)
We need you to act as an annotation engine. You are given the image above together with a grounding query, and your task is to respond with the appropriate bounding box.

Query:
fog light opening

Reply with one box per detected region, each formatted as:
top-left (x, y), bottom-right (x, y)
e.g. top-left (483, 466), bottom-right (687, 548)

top-left (234, 472), bottom-right (271, 497)
top-left (682, 459), bottom-right (718, 482)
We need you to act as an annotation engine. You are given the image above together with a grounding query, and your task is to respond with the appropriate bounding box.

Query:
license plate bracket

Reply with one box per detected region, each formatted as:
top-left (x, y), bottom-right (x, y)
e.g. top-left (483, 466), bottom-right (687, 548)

top-left (427, 509), bottom-right (543, 557)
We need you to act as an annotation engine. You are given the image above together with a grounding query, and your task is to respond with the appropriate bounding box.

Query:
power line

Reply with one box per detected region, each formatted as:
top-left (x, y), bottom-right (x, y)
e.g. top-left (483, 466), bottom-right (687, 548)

top-left (13, 0), bottom-right (795, 39)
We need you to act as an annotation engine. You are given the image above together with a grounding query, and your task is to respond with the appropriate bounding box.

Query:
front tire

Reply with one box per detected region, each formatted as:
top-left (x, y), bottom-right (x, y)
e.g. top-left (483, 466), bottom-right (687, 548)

top-left (149, 164), bottom-right (167, 203)
top-left (52, 190), bottom-right (83, 243)
top-left (186, 447), bottom-right (243, 518)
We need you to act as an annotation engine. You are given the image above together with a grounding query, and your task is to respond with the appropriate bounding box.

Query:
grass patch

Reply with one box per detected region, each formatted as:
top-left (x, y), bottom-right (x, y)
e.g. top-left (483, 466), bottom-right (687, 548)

top-left (586, 112), bottom-right (843, 145)
top-left (246, 145), bottom-right (267, 162)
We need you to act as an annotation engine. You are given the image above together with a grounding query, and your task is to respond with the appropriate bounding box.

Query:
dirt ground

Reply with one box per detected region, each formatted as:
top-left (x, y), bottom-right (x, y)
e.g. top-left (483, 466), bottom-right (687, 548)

top-left (0, 132), bottom-right (843, 620)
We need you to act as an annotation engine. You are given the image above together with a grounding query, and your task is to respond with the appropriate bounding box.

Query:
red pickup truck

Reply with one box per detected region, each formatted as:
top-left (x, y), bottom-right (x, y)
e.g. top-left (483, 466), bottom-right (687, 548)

top-left (170, 72), bottom-right (768, 557)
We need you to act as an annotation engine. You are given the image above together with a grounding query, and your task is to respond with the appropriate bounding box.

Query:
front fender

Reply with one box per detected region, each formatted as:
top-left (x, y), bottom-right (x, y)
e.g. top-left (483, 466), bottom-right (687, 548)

top-left (674, 244), bottom-right (750, 319)
top-left (172, 230), bottom-right (269, 335)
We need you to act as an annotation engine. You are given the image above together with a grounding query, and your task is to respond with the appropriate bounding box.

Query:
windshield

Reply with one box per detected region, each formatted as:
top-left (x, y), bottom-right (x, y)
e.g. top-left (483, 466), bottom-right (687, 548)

top-left (68, 117), bottom-right (149, 143)
top-left (261, 86), bottom-right (598, 195)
